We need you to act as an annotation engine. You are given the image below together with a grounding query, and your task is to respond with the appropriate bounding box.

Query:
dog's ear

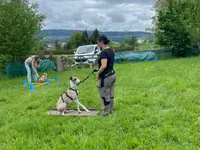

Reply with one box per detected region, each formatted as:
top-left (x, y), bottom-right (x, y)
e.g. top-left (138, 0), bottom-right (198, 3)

top-left (70, 76), bottom-right (77, 81)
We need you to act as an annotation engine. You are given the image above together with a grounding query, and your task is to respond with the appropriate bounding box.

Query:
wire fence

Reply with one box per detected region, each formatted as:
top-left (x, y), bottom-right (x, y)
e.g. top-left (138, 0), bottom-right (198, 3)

top-left (59, 54), bottom-right (99, 71)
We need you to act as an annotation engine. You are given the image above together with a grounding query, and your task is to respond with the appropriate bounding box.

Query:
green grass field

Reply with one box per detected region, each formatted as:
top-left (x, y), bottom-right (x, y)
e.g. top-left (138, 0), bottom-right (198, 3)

top-left (137, 43), bottom-right (159, 50)
top-left (1, 56), bottom-right (200, 149)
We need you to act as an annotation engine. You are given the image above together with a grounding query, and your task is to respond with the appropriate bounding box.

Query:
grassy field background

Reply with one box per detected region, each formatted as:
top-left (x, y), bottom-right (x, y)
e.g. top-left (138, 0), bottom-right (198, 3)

top-left (0, 56), bottom-right (200, 149)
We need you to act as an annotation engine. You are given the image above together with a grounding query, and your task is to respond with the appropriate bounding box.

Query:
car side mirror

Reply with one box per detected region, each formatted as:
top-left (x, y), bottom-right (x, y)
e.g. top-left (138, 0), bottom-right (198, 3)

top-left (95, 48), bottom-right (99, 54)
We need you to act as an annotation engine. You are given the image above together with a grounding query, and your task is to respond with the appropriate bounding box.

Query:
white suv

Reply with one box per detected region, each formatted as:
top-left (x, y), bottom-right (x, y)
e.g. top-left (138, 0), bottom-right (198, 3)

top-left (73, 44), bottom-right (101, 65)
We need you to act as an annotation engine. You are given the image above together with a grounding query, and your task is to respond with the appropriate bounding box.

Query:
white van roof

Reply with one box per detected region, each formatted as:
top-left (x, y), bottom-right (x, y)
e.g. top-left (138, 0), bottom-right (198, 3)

top-left (78, 44), bottom-right (97, 47)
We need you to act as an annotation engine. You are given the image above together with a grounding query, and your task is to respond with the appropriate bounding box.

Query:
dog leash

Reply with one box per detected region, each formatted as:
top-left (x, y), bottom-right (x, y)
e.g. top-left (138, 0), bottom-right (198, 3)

top-left (77, 69), bottom-right (98, 86)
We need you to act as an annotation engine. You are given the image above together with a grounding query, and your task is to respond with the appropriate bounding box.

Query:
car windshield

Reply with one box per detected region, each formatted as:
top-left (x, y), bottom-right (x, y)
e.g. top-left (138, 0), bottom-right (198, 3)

top-left (76, 46), bottom-right (95, 54)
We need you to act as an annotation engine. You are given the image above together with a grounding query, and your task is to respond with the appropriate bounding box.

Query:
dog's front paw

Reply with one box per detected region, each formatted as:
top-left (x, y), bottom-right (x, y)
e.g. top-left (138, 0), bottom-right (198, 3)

top-left (86, 110), bottom-right (90, 112)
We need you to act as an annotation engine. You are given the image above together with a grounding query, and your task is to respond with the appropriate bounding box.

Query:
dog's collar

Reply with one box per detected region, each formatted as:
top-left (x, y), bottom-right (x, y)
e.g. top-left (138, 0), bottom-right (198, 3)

top-left (69, 88), bottom-right (78, 96)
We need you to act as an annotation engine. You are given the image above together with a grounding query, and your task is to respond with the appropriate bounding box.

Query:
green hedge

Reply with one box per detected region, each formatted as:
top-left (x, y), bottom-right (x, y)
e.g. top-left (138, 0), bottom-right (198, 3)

top-left (0, 55), bottom-right (12, 73)
top-left (113, 47), bottom-right (135, 52)
top-left (39, 49), bottom-right (75, 55)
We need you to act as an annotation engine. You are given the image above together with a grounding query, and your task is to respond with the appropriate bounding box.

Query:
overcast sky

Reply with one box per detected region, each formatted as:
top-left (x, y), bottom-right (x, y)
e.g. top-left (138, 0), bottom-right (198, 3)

top-left (30, 0), bottom-right (157, 32)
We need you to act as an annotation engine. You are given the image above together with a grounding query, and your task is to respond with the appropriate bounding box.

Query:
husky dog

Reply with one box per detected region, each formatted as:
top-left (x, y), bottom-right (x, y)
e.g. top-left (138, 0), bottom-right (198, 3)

top-left (56, 76), bottom-right (90, 115)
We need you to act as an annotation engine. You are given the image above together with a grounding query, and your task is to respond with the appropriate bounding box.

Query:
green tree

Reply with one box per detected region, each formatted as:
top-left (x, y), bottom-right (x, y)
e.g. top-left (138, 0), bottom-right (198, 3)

top-left (66, 40), bottom-right (72, 50)
top-left (81, 30), bottom-right (89, 45)
top-left (0, 0), bottom-right (45, 61)
top-left (149, 39), bottom-right (154, 44)
top-left (181, 0), bottom-right (200, 44)
top-left (90, 29), bottom-right (99, 44)
top-left (63, 43), bottom-right (68, 50)
top-left (120, 43), bottom-right (125, 48)
top-left (123, 36), bottom-right (138, 49)
top-left (143, 39), bottom-right (148, 44)
top-left (55, 40), bottom-right (61, 50)
top-left (153, 0), bottom-right (200, 57)
top-left (70, 32), bottom-right (82, 48)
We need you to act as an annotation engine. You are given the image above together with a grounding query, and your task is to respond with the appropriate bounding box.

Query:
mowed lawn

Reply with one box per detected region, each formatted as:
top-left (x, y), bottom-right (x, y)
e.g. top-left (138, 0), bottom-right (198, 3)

top-left (0, 56), bottom-right (200, 150)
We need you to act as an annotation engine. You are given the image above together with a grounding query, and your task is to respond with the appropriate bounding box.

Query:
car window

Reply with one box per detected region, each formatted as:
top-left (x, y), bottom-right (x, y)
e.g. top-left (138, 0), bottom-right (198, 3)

top-left (76, 46), bottom-right (94, 54)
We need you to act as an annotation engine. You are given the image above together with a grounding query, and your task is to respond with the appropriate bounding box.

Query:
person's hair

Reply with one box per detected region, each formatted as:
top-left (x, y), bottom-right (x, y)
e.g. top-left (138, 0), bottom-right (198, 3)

top-left (34, 55), bottom-right (40, 65)
top-left (97, 35), bottom-right (110, 45)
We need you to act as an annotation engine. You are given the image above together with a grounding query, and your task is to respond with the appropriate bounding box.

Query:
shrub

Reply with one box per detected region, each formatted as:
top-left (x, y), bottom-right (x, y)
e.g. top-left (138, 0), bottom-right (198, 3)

top-left (0, 55), bottom-right (12, 73)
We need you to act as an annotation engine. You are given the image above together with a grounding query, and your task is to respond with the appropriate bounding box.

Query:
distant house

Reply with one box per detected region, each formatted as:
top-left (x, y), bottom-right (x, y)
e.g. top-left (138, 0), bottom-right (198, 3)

top-left (137, 39), bottom-right (143, 44)
top-left (47, 44), bottom-right (51, 48)
top-left (60, 42), bottom-right (67, 48)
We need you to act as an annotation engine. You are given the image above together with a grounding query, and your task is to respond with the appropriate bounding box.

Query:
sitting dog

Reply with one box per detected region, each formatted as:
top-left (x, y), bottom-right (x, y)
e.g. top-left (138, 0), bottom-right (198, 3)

top-left (56, 75), bottom-right (90, 115)
top-left (39, 73), bottom-right (47, 83)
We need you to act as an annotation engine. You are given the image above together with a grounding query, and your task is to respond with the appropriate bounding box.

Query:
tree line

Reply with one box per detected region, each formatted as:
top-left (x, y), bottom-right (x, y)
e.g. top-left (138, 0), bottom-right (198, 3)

top-left (152, 0), bottom-right (200, 57)
top-left (1, 0), bottom-right (200, 67)
top-left (54, 29), bottom-right (138, 51)
top-left (55, 29), bottom-right (100, 50)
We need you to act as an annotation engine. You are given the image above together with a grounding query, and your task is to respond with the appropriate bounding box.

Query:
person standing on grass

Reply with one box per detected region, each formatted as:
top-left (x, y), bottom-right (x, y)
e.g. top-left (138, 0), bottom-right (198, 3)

top-left (96, 35), bottom-right (116, 117)
top-left (24, 55), bottom-right (40, 83)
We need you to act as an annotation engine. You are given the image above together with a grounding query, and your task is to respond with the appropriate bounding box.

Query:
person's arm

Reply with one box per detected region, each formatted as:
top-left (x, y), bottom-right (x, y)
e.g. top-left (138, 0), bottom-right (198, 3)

top-left (96, 51), bottom-right (107, 80)
top-left (31, 59), bottom-right (39, 77)
top-left (97, 59), bottom-right (107, 75)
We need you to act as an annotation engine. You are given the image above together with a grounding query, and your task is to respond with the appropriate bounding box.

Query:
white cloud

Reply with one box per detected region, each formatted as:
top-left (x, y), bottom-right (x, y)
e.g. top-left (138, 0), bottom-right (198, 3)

top-left (29, 0), bottom-right (156, 31)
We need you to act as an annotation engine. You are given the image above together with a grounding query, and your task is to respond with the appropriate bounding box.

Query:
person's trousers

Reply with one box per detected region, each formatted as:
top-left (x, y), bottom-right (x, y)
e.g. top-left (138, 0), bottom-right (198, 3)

top-left (25, 62), bottom-right (37, 83)
top-left (98, 73), bottom-right (116, 116)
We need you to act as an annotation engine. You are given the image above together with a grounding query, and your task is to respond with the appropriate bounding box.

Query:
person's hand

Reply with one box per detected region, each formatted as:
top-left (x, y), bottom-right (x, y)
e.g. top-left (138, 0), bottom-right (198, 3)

top-left (36, 74), bottom-right (40, 78)
top-left (96, 74), bottom-right (99, 80)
